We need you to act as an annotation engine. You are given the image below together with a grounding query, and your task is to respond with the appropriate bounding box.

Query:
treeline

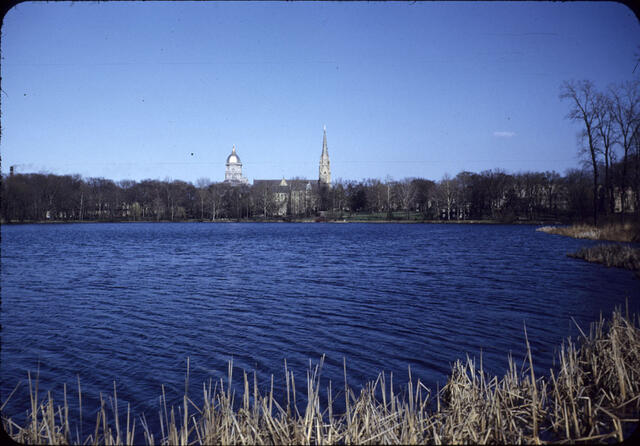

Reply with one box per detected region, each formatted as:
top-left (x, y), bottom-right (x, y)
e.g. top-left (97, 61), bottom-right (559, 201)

top-left (560, 79), bottom-right (640, 225)
top-left (2, 78), bottom-right (639, 224)
top-left (1, 164), bottom-right (637, 223)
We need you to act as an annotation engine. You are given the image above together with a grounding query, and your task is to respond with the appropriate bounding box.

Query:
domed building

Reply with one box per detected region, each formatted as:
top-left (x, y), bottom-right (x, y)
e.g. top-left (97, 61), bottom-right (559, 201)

top-left (224, 145), bottom-right (249, 185)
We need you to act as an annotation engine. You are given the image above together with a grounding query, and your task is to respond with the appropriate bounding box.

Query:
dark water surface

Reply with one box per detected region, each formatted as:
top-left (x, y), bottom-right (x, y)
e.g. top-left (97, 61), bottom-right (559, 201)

top-left (2, 222), bottom-right (639, 435)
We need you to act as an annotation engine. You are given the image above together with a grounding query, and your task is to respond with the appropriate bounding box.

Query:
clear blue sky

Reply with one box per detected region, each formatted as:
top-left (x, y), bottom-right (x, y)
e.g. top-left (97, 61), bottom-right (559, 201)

top-left (1, 1), bottom-right (639, 184)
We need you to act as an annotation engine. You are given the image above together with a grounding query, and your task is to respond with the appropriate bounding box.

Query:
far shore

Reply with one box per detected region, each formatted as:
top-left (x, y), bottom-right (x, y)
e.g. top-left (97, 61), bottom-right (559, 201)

top-left (1, 218), bottom-right (564, 225)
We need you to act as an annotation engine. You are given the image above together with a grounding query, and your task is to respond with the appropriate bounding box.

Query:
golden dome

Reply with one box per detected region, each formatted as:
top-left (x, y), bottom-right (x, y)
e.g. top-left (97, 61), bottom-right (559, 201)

top-left (226, 145), bottom-right (241, 164)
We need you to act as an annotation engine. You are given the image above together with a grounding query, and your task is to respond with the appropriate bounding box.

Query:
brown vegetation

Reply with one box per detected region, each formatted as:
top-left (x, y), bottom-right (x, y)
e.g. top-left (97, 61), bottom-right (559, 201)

top-left (2, 308), bottom-right (639, 445)
top-left (568, 244), bottom-right (640, 277)
top-left (537, 223), bottom-right (640, 242)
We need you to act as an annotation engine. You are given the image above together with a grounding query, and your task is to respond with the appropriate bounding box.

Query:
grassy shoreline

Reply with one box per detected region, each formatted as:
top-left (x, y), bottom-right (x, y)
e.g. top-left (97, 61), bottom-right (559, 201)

top-left (537, 223), bottom-right (640, 243)
top-left (538, 223), bottom-right (640, 277)
top-left (2, 307), bottom-right (639, 445)
top-left (568, 244), bottom-right (640, 278)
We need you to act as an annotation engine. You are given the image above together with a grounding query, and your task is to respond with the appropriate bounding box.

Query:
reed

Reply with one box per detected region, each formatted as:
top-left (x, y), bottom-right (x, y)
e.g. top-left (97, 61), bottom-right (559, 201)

top-left (568, 244), bottom-right (640, 277)
top-left (537, 223), bottom-right (640, 242)
top-left (2, 307), bottom-right (639, 444)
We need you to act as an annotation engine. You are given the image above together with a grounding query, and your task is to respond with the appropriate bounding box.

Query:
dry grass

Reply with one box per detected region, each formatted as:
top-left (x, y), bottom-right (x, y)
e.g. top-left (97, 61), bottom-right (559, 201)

top-left (2, 307), bottom-right (640, 444)
top-left (568, 244), bottom-right (640, 277)
top-left (537, 223), bottom-right (640, 242)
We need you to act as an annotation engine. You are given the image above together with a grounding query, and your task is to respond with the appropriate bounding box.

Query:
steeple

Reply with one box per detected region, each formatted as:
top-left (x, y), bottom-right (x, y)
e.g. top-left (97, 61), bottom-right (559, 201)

top-left (319, 125), bottom-right (331, 186)
top-left (322, 125), bottom-right (328, 156)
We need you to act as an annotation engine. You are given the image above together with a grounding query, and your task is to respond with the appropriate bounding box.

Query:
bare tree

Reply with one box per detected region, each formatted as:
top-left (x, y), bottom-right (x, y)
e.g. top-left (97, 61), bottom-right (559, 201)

top-left (363, 178), bottom-right (385, 213)
top-left (411, 178), bottom-right (435, 218)
top-left (593, 91), bottom-right (617, 215)
top-left (253, 181), bottom-right (277, 217)
top-left (383, 175), bottom-right (395, 217)
top-left (543, 171), bottom-right (562, 218)
top-left (196, 177), bottom-right (211, 220)
top-left (633, 131), bottom-right (640, 214)
top-left (394, 178), bottom-right (416, 220)
top-left (330, 178), bottom-right (346, 217)
top-left (438, 173), bottom-right (457, 220)
top-left (208, 182), bottom-right (226, 221)
top-left (609, 80), bottom-right (640, 220)
top-left (560, 80), bottom-right (601, 225)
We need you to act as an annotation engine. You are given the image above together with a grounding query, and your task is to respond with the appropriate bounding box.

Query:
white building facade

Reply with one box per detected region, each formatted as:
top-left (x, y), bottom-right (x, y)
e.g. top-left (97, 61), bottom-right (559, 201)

top-left (224, 145), bottom-right (249, 185)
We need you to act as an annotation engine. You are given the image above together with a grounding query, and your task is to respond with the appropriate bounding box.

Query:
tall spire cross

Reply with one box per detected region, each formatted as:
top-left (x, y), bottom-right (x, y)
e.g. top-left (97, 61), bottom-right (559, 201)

top-left (319, 125), bottom-right (331, 186)
top-left (322, 126), bottom-right (328, 156)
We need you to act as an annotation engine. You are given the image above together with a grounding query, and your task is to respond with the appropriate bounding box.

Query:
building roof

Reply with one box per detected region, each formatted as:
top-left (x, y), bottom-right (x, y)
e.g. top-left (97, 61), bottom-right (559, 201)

top-left (226, 145), bottom-right (241, 164)
top-left (253, 179), bottom-right (317, 192)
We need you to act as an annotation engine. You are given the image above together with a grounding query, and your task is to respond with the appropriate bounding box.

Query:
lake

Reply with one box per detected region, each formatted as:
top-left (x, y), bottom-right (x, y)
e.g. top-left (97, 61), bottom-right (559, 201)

top-left (1, 222), bottom-right (639, 436)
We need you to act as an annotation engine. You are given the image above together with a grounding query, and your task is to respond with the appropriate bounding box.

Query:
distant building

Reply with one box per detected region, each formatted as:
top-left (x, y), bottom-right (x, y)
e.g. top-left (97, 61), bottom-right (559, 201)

top-left (252, 178), bottom-right (317, 216)
top-left (250, 127), bottom-right (332, 216)
top-left (319, 125), bottom-right (331, 186)
top-left (224, 145), bottom-right (249, 185)
top-left (614, 186), bottom-right (637, 213)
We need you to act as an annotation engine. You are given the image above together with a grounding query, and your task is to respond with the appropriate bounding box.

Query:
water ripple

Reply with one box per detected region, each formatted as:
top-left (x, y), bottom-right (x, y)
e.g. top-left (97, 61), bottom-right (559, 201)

top-left (2, 222), bottom-right (640, 437)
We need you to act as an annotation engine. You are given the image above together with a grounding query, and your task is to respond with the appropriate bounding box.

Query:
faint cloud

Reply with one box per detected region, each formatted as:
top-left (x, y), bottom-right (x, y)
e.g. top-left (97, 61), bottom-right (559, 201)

top-left (481, 32), bottom-right (559, 37)
top-left (493, 131), bottom-right (516, 138)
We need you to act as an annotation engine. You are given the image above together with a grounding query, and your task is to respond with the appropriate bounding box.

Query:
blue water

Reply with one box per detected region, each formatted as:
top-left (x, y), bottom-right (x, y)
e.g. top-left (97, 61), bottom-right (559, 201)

top-left (1, 223), bottom-right (639, 437)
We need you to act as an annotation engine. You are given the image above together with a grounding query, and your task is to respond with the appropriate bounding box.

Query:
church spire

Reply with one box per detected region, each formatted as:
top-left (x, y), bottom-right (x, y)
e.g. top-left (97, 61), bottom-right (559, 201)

top-left (322, 125), bottom-right (328, 156)
top-left (319, 125), bottom-right (331, 185)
